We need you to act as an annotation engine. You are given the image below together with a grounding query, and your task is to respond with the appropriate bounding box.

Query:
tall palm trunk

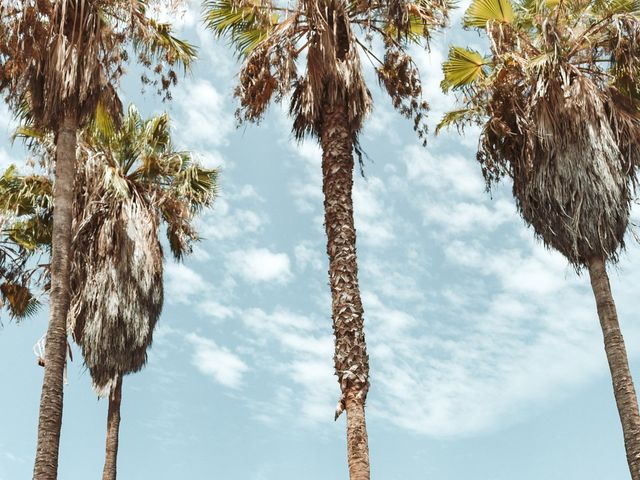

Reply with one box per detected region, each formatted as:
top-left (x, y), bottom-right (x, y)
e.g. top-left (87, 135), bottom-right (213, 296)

top-left (33, 114), bottom-right (78, 480)
top-left (320, 100), bottom-right (370, 480)
top-left (102, 377), bottom-right (123, 480)
top-left (588, 256), bottom-right (640, 479)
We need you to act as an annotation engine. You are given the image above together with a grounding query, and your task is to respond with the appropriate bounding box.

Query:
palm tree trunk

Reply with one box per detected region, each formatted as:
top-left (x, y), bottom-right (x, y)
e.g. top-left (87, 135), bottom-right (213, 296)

top-left (588, 256), bottom-right (640, 479)
top-left (102, 377), bottom-right (123, 480)
top-left (33, 114), bottom-right (78, 480)
top-left (320, 100), bottom-right (370, 480)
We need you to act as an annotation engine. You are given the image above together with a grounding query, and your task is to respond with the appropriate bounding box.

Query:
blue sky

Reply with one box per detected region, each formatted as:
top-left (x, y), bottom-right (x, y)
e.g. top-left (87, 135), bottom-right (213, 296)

top-left (1, 2), bottom-right (640, 479)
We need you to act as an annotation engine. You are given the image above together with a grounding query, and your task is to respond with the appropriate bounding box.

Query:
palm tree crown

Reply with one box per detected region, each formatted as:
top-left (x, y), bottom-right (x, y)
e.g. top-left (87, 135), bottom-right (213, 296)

top-left (0, 0), bottom-right (196, 130)
top-left (204, 0), bottom-right (452, 145)
top-left (440, 0), bottom-right (640, 267)
top-left (70, 105), bottom-right (218, 393)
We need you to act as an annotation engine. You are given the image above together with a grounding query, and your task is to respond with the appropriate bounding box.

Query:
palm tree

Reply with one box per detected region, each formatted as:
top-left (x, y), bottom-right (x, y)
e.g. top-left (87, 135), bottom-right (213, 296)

top-left (0, 2), bottom-right (195, 477)
top-left (440, 0), bottom-right (640, 476)
top-left (202, 0), bottom-right (451, 477)
top-left (72, 105), bottom-right (217, 480)
top-left (0, 106), bottom-right (218, 480)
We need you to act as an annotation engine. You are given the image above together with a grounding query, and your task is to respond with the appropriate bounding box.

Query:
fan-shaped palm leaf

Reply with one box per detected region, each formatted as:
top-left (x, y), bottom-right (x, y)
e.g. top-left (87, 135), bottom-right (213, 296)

top-left (464, 0), bottom-right (514, 27)
top-left (441, 46), bottom-right (489, 92)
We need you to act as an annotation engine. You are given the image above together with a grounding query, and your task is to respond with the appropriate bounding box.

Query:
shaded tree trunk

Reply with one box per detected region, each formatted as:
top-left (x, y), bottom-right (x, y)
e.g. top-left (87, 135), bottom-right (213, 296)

top-left (102, 377), bottom-right (123, 480)
top-left (33, 114), bottom-right (78, 479)
top-left (320, 100), bottom-right (370, 480)
top-left (588, 256), bottom-right (640, 479)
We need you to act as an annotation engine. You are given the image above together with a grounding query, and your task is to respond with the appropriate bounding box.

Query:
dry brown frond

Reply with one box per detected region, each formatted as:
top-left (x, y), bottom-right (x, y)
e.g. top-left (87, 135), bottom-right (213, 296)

top-left (68, 151), bottom-right (164, 394)
top-left (460, 7), bottom-right (640, 267)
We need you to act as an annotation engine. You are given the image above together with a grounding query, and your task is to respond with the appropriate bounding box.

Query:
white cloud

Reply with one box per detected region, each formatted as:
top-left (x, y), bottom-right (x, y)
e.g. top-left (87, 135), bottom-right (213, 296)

top-left (294, 241), bottom-right (323, 272)
top-left (147, 1), bottom-right (197, 28)
top-left (403, 144), bottom-right (485, 199)
top-left (228, 248), bottom-right (293, 284)
top-left (360, 228), bottom-right (638, 437)
top-left (174, 79), bottom-right (233, 148)
top-left (285, 358), bottom-right (338, 424)
top-left (362, 291), bottom-right (417, 333)
top-left (400, 144), bottom-right (516, 234)
top-left (235, 306), bottom-right (338, 424)
top-left (412, 42), bottom-right (454, 126)
top-left (186, 333), bottom-right (248, 389)
top-left (164, 263), bottom-right (209, 304)
top-left (244, 307), bottom-right (316, 334)
top-left (0, 148), bottom-right (13, 171)
top-left (353, 176), bottom-right (396, 247)
top-left (420, 198), bottom-right (514, 233)
top-left (198, 300), bottom-right (238, 321)
top-left (288, 140), bottom-right (323, 213)
top-left (197, 197), bottom-right (266, 241)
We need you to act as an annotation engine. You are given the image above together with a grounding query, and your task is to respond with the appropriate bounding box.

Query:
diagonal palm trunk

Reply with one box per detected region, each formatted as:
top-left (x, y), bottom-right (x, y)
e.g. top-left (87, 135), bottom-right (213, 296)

top-left (33, 114), bottom-right (78, 480)
top-left (102, 376), bottom-right (123, 480)
top-left (588, 256), bottom-right (640, 479)
top-left (320, 100), bottom-right (371, 480)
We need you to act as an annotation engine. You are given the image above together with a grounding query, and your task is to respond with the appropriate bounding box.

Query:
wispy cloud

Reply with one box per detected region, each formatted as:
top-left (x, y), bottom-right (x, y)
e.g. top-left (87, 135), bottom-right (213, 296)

top-left (294, 241), bottom-right (324, 272)
top-left (174, 79), bottom-right (233, 148)
top-left (164, 263), bottom-right (211, 304)
top-left (197, 197), bottom-right (266, 241)
top-left (227, 248), bottom-right (293, 284)
top-left (186, 332), bottom-right (249, 389)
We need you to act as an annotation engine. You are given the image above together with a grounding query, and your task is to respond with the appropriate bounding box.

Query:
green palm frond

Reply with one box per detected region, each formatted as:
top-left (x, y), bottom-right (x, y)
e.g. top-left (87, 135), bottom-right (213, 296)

top-left (383, 12), bottom-right (429, 43)
top-left (464, 0), bottom-right (514, 27)
top-left (8, 217), bottom-right (52, 251)
top-left (92, 101), bottom-right (118, 141)
top-left (13, 125), bottom-right (46, 143)
top-left (103, 166), bottom-right (131, 198)
top-left (145, 112), bottom-right (172, 153)
top-left (0, 166), bottom-right (53, 217)
top-left (172, 164), bottom-right (219, 210)
top-left (435, 107), bottom-right (484, 133)
top-left (441, 47), bottom-right (489, 92)
top-left (593, 0), bottom-right (640, 15)
top-left (203, 0), bottom-right (275, 55)
top-left (135, 18), bottom-right (198, 70)
top-left (146, 20), bottom-right (197, 70)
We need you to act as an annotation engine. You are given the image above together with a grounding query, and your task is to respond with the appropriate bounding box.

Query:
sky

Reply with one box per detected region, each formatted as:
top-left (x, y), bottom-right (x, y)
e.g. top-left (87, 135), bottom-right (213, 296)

top-left (1, 2), bottom-right (640, 479)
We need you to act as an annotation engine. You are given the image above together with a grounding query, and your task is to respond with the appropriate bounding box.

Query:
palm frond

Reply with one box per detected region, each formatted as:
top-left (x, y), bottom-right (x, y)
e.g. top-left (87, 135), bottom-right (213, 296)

top-left (464, 0), bottom-right (514, 27)
top-left (435, 106), bottom-right (483, 133)
top-left (202, 0), bottom-right (275, 55)
top-left (441, 46), bottom-right (488, 92)
top-left (593, 0), bottom-right (640, 15)
top-left (0, 282), bottom-right (40, 320)
top-left (134, 18), bottom-right (198, 71)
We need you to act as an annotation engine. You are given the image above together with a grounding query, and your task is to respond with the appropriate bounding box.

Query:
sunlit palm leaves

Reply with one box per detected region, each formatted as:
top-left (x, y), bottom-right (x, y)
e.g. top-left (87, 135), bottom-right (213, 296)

top-left (441, 47), bottom-right (487, 92)
top-left (203, 0), bottom-right (277, 55)
top-left (463, 0), bottom-right (513, 26)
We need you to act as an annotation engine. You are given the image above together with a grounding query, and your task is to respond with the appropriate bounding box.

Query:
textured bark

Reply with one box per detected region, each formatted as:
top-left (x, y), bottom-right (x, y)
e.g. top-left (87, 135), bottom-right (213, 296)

top-left (320, 100), bottom-right (370, 480)
top-left (102, 377), bottom-right (123, 480)
top-left (33, 114), bottom-right (77, 480)
top-left (345, 391), bottom-right (370, 479)
top-left (589, 257), bottom-right (640, 479)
